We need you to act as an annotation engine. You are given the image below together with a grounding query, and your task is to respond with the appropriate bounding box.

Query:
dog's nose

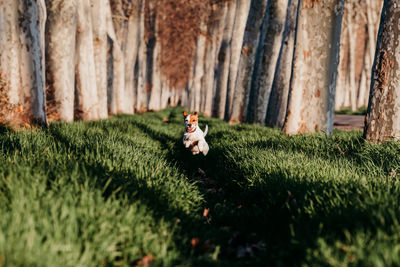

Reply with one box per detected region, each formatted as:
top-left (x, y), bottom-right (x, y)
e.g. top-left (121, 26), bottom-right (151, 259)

top-left (188, 124), bottom-right (192, 127)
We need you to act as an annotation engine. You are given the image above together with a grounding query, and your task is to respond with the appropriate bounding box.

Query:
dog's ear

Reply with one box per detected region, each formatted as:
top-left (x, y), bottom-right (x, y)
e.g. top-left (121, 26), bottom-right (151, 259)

top-left (183, 111), bottom-right (188, 117)
top-left (194, 111), bottom-right (198, 116)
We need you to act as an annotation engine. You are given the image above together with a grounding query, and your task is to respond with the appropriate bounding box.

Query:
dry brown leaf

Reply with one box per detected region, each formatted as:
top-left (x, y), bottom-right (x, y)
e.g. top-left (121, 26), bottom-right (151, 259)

top-left (203, 208), bottom-right (209, 217)
top-left (136, 254), bottom-right (155, 267)
top-left (191, 237), bottom-right (200, 248)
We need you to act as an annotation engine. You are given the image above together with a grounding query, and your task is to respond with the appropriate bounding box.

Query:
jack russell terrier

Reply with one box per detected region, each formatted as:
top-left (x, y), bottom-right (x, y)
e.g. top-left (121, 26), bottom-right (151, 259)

top-left (183, 111), bottom-right (209, 156)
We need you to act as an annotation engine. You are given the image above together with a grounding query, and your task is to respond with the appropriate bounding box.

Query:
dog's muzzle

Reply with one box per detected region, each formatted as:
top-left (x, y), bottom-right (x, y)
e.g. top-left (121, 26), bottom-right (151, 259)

top-left (186, 125), bottom-right (195, 133)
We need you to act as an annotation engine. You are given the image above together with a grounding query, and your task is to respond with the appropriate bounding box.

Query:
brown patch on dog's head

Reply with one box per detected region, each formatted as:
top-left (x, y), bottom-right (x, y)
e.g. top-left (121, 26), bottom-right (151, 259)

top-left (190, 112), bottom-right (198, 126)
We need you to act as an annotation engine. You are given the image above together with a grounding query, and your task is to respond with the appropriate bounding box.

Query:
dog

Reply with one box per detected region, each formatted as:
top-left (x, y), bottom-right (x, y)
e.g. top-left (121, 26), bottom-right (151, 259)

top-left (182, 111), bottom-right (209, 156)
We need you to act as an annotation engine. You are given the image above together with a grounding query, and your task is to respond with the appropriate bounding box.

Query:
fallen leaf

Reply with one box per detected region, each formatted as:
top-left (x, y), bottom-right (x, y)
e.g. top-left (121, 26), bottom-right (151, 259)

top-left (191, 238), bottom-right (200, 248)
top-left (349, 255), bottom-right (355, 263)
top-left (203, 208), bottom-right (209, 217)
top-left (162, 118), bottom-right (169, 123)
top-left (136, 254), bottom-right (154, 267)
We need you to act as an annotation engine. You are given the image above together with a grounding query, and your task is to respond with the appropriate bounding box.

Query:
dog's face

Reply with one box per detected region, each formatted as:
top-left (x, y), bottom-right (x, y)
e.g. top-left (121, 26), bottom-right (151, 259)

top-left (183, 111), bottom-right (198, 132)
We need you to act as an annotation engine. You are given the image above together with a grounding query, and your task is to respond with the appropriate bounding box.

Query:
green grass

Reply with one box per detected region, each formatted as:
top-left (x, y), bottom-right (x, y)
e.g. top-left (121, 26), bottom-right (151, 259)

top-left (1, 107), bottom-right (400, 266)
top-left (335, 107), bottom-right (367, 115)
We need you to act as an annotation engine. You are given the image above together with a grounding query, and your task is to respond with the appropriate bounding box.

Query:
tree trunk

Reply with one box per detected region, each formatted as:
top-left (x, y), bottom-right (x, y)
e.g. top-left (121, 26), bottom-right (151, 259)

top-left (75, 0), bottom-right (100, 120)
top-left (188, 22), bottom-right (207, 112)
top-left (201, 3), bottom-right (229, 117)
top-left (148, 21), bottom-right (162, 111)
top-left (0, 0), bottom-right (47, 125)
top-left (283, 0), bottom-right (344, 136)
top-left (229, 0), bottom-right (269, 123)
top-left (249, 0), bottom-right (289, 124)
top-left (357, 53), bottom-right (368, 108)
top-left (123, 5), bottom-right (140, 114)
top-left (23, 0), bottom-right (48, 124)
top-left (347, 2), bottom-right (358, 112)
top-left (225, 0), bottom-right (251, 120)
top-left (109, 0), bottom-right (137, 114)
top-left (90, 0), bottom-right (109, 119)
top-left (136, 0), bottom-right (148, 113)
top-left (364, 0), bottom-right (400, 142)
top-left (366, 0), bottom-right (383, 67)
top-left (335, 25), bottom-right (349, 110)
top-left (106, 0), bottom-right (125, 115)
top-left (213, 0), bottom-right (237, 119)
top-left (45, 0), bottom-right (78, 122)
top-left (0, 0), bottom-right (21, 124)
top-left (266, 0), bottom-right (298, 128)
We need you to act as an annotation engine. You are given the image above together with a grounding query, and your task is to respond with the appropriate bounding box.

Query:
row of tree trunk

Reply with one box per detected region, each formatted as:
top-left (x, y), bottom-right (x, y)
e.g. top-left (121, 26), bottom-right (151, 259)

top-left (335, 0), bottom-right (383, 112)
top-left (0, 0), bottom-right (397, 142)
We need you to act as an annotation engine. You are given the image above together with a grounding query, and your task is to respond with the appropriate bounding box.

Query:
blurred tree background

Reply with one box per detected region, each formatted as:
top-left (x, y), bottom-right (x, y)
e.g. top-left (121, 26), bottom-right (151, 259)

top-left (1, 0), bottom-right (397, 141)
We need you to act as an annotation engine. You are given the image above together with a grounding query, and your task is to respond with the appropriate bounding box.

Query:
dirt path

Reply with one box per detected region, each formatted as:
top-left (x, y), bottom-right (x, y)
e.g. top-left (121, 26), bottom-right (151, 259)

top-left (334, 114), bottom-right (364, 130)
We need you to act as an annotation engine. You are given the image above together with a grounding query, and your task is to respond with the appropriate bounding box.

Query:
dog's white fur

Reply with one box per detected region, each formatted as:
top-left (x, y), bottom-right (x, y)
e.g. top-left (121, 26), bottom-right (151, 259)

top-left (183, 112), bottom-right (209, 156)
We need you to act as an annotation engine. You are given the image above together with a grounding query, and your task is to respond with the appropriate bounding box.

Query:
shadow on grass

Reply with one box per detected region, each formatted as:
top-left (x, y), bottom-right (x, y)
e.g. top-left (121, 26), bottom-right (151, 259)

top-left (126, 117), bottom-right (394, 265)
top-left (0, 124), bottom-right (8, 134)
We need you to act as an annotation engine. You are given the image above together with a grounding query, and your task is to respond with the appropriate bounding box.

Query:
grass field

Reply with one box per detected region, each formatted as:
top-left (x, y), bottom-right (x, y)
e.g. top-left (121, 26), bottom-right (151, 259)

top-left (1, 107), bottom-right (400, 266)
top-left (335, 107), bottom-right (368, 116)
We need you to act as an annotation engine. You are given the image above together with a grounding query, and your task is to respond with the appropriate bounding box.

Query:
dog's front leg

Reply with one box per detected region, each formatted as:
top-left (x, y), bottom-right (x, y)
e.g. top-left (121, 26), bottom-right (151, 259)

top-left (197, 140), bottom-right (204, 152)
top-left (183, 138), bottom-right (192, 148)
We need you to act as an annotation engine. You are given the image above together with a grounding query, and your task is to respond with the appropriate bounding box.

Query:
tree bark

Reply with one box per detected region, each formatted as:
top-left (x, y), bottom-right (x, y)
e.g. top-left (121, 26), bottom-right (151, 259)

top-left (213, 0), bottom-right (237, 119)
top-left (23, 0), bottom-right (48, 124)
top-left (347, 2), bottom-right (358, 112)
top-left (0, 0), bottom-right (21, 123)
top-left (335, 25), bottom-right (348, 110)
top-left (45, 0), bottom-right (78, 122)
top-left (283, 0), bottom-right (344, 136)
top-left (335, 6), bottom-right (350, 111)
top-left (123, 4), bottom-right (140, 114)
top-left (75, 0), bottom-right (100, 120)
top-left (249, 0), bottom-right (289, 124)
top-left (0, 0), bottom-right (47, 125)
top-left (225, 0), bottom-right (251, 120)
top-left (148, 20), bottom-right (162, 111)
top-left (136, 0), bottom-right (148, 113)
top-left (364, 0), bottom-right (400, 142)
top-left (229, 0), bottom-right (269, 123)
top-left (201, 2), bottom-right (229, 117)
top-left (106, 0), bottom-right (125, 115)
top-left (90, 0), bottom-right (109, 119)
top-left (110, 0), bottom-right (138, 114)
top-left (188, 22), bottom-right (207, 112)
top-left (266, 0), bottom-right (298, 128)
